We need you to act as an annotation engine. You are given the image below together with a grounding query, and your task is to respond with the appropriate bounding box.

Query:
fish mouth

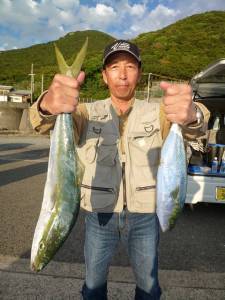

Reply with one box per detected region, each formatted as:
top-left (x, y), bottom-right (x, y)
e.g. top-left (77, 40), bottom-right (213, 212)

top-left (31, 262), bottom-right (39, 272)
top-left (31, 260), bottom-right (43, 272)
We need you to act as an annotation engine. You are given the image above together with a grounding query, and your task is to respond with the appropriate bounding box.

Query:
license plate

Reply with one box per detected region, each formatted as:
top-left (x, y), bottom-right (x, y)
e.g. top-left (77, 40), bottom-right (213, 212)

top-left (216, 187), bottom-right (225, 201)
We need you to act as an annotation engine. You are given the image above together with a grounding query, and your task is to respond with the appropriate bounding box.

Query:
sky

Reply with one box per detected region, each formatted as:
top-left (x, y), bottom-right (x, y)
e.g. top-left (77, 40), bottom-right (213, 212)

top-left (0, 0), bottom-right (225, 51)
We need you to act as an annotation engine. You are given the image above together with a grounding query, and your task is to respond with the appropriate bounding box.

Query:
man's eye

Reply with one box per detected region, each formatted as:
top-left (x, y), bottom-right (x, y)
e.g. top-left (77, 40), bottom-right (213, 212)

top-left (111, 65), bottom-right (118, 69)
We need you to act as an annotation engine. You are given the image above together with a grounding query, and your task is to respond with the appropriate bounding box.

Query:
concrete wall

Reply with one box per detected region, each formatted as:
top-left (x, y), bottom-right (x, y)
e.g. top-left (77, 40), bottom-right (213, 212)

top-left (19, 108), bottom-right (34, 132)
top-left (0, 102), bottom-right (29, 131)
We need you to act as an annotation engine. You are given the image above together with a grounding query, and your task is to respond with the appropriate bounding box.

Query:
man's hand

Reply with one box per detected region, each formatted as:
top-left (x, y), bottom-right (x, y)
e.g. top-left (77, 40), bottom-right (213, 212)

top-left (160, 81), bottom-right (197, 125)
top-left (40, 71), bottom-right (85, 115)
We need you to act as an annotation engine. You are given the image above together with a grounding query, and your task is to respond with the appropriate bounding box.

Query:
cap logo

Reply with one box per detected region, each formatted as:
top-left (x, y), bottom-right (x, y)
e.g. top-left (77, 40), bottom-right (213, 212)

top-left (111, 42), bottom-right (130, 51)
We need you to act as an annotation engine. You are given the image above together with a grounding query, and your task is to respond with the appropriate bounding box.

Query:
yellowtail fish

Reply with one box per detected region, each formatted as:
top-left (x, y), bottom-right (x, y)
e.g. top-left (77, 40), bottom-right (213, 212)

top-left (30, 38), bottom-right (88, 271)
top-left (156, 123), bottom-right (187, 232)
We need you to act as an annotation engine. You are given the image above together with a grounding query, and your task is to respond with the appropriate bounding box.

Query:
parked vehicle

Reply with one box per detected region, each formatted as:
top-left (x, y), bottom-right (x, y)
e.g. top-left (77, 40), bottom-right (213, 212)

top-left (186, 58), bottom-right (225, 204)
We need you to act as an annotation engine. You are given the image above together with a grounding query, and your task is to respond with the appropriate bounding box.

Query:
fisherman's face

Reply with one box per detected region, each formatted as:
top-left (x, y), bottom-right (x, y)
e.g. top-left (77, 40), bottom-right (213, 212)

top-left (102, 52), bottom-right (141, 102)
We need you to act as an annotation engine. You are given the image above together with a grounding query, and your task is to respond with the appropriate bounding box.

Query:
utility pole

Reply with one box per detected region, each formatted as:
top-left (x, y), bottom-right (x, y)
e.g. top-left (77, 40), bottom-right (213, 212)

top-left (147, 73), bottom-right (152, 102)
top-left (41, 74), bottom-right (44, 94)
top-left (29, 63), bottom-right (35, 104)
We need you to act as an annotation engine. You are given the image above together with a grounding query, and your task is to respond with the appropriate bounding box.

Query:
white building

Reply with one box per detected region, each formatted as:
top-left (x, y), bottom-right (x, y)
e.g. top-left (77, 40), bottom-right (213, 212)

top-left (0, 85), bottom-right (31, 103)
top-left (0, 85), bottom-right (13, 102)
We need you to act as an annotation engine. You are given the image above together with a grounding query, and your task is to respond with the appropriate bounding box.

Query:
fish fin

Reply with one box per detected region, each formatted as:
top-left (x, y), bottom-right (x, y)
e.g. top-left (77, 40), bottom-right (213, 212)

top-left (54, 38), bottom-right (88, 78)
top-left (54, 43), bottom-right (70, 75)
top-left (71, 37), bottom-right (88, 78)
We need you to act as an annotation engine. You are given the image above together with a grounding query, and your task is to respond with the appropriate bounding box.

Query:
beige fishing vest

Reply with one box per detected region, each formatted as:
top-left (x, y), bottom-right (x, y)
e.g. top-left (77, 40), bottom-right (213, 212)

top-left (77, 98), bottom-right (163, 213)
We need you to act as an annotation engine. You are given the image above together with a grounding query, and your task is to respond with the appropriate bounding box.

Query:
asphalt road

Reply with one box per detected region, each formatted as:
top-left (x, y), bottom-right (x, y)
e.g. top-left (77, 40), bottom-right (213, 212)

top-left (1, 135), bottom-right (225, 274)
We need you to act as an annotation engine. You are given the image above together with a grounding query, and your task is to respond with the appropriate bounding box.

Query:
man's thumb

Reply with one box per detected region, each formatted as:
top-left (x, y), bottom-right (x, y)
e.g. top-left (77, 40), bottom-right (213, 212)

top-left (159, 81), bottom-right (172, 91)
top-left (77, 71), bottom-right (85, 86)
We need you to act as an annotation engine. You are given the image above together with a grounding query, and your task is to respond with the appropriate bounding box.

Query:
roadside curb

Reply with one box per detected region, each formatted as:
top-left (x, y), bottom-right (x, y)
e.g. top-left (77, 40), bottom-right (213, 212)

top-left (1, 255), bottom-right (225, 299)
top-left (0, 130), bottom-right (40, 136)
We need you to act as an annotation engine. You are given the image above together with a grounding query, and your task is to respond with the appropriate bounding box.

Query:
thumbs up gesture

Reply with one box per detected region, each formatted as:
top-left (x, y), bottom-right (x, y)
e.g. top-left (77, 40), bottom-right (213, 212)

top-left (160, 81), bottom-right (197, 126)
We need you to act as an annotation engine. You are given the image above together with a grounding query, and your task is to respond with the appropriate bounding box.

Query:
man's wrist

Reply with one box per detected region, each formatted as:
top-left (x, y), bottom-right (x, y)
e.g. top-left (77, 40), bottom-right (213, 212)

top-left (37, 91), bottom-right (52, 116)
top-left (39, 101), bottom-right (51, 116)
top-left (194, 104), bottom-right (204, 124)
top-left (36, 90), bottom-right (55, 119)
top-left (186, 104), bottom-right (204, 127)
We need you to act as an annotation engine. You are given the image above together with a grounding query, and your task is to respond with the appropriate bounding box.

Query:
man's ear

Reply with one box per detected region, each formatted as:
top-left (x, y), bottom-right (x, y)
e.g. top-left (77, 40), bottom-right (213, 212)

top-left (102, 69), bottom-right (108, 85)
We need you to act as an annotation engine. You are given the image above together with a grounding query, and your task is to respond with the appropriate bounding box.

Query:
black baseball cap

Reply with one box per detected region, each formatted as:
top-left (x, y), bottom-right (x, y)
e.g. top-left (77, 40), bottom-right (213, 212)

top-left (103, 39), bottom-right (141, 67)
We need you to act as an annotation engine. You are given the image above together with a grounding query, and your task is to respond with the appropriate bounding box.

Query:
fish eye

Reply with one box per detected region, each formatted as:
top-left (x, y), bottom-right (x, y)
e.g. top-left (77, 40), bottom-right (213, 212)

top-left (39, 241), bottom-right (45, 250)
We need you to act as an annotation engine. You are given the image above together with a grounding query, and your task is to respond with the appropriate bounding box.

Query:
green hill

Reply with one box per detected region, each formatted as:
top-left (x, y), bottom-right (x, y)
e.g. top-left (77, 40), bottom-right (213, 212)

top-left (0, 30), bottom-right (115, 99)
top-left (134, 11), bottom-right (225, 79)
top-left (0, 11), bottom-right (225, 99)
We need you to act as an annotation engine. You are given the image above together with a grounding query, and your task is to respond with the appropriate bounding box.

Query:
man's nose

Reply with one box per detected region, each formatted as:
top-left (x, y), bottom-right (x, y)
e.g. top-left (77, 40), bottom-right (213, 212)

top-left (119, 67), bottom-right (127, 79)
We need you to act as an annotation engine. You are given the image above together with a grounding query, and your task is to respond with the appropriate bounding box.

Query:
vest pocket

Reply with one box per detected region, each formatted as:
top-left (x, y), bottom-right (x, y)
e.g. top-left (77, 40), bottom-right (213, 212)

top-left (84, 138), bottom-right (99, 164)
top-left (97, 135), bottom-right (118, 166)
top-left (81, 184), bottom-right (116, 209)
top-left (134, 185), bottom-right (156, 209)
top-left (82, 184), bottom-right (114, 193)
top-left (136, 185), bottom-right (156, 191)
top-left (129, 134), bottom-right (157, 167)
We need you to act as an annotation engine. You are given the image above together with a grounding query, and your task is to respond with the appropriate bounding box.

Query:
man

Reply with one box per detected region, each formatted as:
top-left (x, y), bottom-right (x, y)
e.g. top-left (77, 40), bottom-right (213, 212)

top-left (30, 40), bottom-right (209, 300)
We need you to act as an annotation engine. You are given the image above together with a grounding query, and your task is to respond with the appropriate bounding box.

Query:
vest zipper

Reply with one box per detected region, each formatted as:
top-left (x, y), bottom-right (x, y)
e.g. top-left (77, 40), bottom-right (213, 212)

top-left (122, 162), bottom-right (127, 207)
top-left (81, 184), bottom-right (114, 193)
top-left (136, 185), bottom-right (156, 191)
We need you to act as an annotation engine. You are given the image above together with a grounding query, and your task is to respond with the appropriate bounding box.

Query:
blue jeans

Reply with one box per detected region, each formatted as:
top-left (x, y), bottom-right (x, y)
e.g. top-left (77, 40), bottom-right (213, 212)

top-left (81, 209), bottom-right (161, 299)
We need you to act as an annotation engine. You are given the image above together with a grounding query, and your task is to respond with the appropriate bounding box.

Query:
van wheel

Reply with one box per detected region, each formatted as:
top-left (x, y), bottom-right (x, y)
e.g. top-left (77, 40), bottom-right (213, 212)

top-left (188, 203), bottom-right (194, 211)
